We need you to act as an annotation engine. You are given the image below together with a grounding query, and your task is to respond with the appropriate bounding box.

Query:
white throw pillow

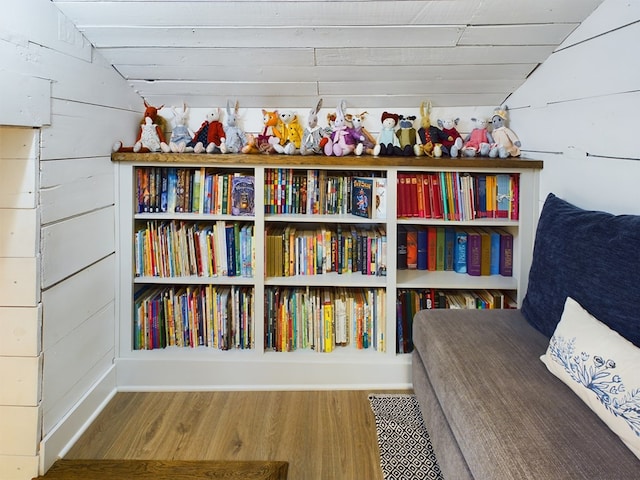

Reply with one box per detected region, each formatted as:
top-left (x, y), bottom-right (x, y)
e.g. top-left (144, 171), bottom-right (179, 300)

top-left (541, 296), bottom-right (640, 459)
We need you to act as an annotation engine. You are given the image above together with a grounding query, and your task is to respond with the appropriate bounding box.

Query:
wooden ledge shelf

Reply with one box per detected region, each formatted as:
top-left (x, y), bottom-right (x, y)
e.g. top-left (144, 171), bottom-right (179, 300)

top-left (112, 152), bottom-right (543, 170)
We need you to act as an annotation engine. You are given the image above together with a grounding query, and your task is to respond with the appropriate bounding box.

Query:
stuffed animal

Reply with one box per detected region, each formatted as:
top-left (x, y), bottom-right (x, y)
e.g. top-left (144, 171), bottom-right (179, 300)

top-left (112, 100), bottom-right (170, 153)
top-left (373, 112), bottom-right (402, 156)
top-left (346, 111), bottom-right (376, 156)
top-left (300, 99), bottom-right (326, 155)
top-left (461, 117), bottom-right (494, 157)
top-left (187, 108), bottom-right (226, 153)
top-left (274, 110), bottom-right (304, 155)
top-left (489, 106), bottom-right (521, 158)
top-left (220, 100), bottom-right (248, 154)
top-left (414, 101), bottom-right (451, 157)
top-left (436, 117), bottom-right (463, 157)
top-left (168, 104), bottom-right (194, 153)
top-left (324, 100), bottom-right (357, 156)
top-left (247, 109), bottom-right (282, 154)
top-left (396, 114), bottom-right (419, 156)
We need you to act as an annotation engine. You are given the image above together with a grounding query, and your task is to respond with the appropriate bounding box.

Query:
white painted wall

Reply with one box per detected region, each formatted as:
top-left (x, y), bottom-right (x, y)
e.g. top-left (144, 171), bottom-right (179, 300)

top-left (1, 1), bottom-right (638, 479)
top-left (507, 0), bottom-right (640, 216)
top-left (0, 0), bottom-right (142, 478)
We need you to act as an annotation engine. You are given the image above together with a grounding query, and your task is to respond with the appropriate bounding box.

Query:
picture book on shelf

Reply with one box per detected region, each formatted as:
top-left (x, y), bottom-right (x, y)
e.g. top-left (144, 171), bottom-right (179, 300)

top-left (231, 175), bottom-right (255, 216)
top-left (351, 177), bottom-right (373, 218)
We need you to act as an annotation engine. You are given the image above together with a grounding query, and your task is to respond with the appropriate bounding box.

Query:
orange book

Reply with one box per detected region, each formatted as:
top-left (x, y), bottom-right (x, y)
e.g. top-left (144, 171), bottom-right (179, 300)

top-left (406, 226), bottom-right (418, 269)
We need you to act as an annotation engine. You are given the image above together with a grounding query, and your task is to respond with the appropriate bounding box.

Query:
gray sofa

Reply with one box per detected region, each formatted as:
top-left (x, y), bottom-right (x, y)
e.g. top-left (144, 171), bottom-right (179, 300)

top-left (412, 193), bottom-right (640, 479)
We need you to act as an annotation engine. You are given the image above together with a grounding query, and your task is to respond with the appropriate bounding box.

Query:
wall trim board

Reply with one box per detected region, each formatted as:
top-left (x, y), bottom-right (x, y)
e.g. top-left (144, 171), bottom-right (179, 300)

top-left (39, 366), bottom-right (116, 475)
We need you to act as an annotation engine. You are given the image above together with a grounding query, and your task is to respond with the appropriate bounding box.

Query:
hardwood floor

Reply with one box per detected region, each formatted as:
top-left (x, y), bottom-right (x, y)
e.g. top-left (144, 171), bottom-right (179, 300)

top-left (66, 390), bottom-right (411, 480)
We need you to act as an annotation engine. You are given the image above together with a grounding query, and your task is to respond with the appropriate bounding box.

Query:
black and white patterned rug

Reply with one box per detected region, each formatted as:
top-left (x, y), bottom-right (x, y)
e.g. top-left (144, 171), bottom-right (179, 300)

top-left (368, 394), bottom-right (444, 480)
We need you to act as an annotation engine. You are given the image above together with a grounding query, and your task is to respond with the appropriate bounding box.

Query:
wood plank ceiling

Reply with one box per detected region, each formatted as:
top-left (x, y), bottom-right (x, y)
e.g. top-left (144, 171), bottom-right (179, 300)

top-left (51, 0), bottom-right (604, 109)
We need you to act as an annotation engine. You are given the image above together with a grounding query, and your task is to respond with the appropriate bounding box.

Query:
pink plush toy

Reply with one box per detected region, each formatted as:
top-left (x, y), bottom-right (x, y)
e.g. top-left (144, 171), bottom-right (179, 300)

top-left (461, 117), bottom-right (494, 157)
top-left (324, 100), bottom-right (357, 156)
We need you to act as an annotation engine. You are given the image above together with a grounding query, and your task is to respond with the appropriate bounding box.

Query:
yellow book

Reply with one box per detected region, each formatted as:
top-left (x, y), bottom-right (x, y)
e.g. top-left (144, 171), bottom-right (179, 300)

top-left (323, 290), bottom-right (334, 352)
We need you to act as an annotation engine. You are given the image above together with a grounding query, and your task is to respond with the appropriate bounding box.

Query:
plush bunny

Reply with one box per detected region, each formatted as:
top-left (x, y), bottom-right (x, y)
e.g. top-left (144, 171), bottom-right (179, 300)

top-left (346, 111), bottom-right (376, 156)
top-left (436, 117), bottom-right (463, 157)
top-left (220, 100), bottom-right (248, 154)
top-left (461, 117), bottom-right (494, 157)
top-left (112, 100), bottom-right (170, 153)
top-left (489, 106), bottom-right (521, 158)
top-left (169, 104), bottom-right (194, 153)
top-left (324, 100), bottom-right (357, 156)
top-left (415, 101), bottom-right (451, 157)
top-left (373, 112), bottom-right (402, 156)
top-left (187, 108), bottom-right (226, 153)
top-left (396, 114), bottom-right (419, 156)
top-left (300, 99), bottom-right (326, 155)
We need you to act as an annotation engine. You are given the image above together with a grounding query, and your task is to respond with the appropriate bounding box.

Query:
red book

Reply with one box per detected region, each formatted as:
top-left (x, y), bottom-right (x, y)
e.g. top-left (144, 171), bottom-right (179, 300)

top-left (409, 174), bottom-right (419, 217)
top-left (430, 173), bottom-right (443, 219)
top-left (397, 173), bottom-right (407, 217)
top-left (427, 226), bottom-right (438, 271)
top-left (416, 174), bottom-right (425, 218)
top-left (421, 174), bottom-right (432, 218)
top-left (510, 174), bottom-right (520, 220)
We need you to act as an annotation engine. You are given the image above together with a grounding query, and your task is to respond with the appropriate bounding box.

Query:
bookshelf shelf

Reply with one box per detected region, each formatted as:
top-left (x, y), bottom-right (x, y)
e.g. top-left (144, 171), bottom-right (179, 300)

top-left (114, 153), bottom-right (542, 389)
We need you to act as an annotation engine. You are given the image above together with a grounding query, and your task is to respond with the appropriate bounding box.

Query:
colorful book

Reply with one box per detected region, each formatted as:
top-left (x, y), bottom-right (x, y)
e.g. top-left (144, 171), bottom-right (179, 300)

top-left (231, 175), bottom-right (256, 216)
top-left (374, 177), bottom-right (387, 219)
top-left (397, 225), bottom-right (408, 270)
top-left (466, 228), bottom-right (482, 276)
top-left (453, 229), bottom-right (468, 274)
top-left (489, 228), bottom-right (501, 275)
top-left (478, 228), bottom-right (491, 276)
top-left (417, 227), bottom-right (428, 270)
top-left (497, 228), bottom-right (514, 277)
top-left (406, 226), bottom-right (418, 270)
top-left (352, 177), bottom-right (373, 218)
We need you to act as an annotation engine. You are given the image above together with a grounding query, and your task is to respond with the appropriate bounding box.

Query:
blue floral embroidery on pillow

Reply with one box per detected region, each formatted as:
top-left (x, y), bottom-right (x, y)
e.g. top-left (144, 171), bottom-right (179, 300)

top-left (548, 335), bottom-right (640, 437)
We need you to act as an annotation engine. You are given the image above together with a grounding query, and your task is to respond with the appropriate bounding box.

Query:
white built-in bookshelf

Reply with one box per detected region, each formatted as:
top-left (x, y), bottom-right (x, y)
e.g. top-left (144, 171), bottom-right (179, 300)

top-left (113, 153), bottom-right (542, 390)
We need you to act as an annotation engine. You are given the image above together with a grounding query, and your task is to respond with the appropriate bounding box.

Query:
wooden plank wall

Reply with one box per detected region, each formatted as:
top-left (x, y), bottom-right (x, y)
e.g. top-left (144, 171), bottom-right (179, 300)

top-left (0, 0), bottom-right (142, 478)
top-left (507, 0), bottom-right (640, 216)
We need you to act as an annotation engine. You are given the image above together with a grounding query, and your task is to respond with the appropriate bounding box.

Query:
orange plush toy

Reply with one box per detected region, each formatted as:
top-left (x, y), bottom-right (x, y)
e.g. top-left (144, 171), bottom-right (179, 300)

top-left (244, 109), bottom-right (282, 154)
top-left (113, 100), bottom-right (170, 153)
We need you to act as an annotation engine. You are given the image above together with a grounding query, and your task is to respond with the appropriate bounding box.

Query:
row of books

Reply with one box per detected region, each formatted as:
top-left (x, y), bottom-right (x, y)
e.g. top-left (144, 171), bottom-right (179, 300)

top-left (135, 220), bottom-right (254, 278)
top-left (396, 288), bottom-right (517, 353)
top-left (265, 224), bottom-right (387, 277)
top-left (133, 285), bottom-right (254, 350)
top-left (397, 171), bottom-right (519, 221)
top-left (265, 287), bottom-right (386, 353)
top-left (398, 225), bottom-right (513, 276)
top-left (265, 169), bottom-right (386, 219)
top-left (135, 167), bottom-right (255, 215)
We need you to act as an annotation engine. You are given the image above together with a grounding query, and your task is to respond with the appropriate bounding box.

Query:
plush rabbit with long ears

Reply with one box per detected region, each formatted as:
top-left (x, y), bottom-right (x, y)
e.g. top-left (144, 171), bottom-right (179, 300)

top-left (220, 100), bottom-right (248, 154)
top-left (300, 99), bottom-right (326, 155)
top-left (169, 103), bottom-right (194, 153)
top-left (324, 100), bottom-right (357, 156)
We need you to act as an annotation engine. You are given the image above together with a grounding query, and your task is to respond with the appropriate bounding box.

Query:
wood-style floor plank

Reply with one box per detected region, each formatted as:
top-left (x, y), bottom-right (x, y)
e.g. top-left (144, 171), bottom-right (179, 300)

top-left (65, 390), bottom-right (411, 480)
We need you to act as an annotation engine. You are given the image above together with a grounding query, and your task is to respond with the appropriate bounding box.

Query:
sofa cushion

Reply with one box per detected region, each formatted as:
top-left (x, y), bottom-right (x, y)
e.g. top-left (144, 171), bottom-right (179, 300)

top-left (412, 308), bottom-right (640, 479)
top-left (521, 193), bottom-right (640, 347)
top-left (541, 296), bottom-right (640, 459)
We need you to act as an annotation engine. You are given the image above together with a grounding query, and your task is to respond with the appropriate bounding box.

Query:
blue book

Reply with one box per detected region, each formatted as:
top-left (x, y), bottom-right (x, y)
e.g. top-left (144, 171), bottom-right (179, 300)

top-left (453, 229), bottom-right (467, 274)
top-left (444, 227), bottom-right (455, 271)
top-left (417, 227), bottom-right (428, 270)
top-left (488, 228), bottom-right (501, 275)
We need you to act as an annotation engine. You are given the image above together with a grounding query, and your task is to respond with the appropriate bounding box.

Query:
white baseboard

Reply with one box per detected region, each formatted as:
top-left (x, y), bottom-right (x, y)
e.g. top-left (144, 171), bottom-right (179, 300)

top-left (39, 366), bottom-right (117, 475)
